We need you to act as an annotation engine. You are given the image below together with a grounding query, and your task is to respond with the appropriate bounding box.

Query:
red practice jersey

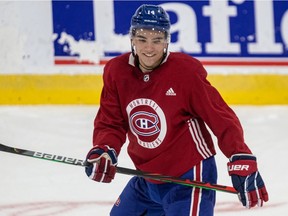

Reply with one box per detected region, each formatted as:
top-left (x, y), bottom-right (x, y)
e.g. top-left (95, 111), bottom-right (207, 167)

top-left (93, 52), bottom-right (252, 177)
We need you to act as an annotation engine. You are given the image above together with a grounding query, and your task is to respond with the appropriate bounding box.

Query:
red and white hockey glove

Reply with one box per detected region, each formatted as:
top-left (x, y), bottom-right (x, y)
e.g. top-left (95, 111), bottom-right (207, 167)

top-left (227, 154), bottom-right (269, 208)
top-left (85, 145), bottom-right (118, 183)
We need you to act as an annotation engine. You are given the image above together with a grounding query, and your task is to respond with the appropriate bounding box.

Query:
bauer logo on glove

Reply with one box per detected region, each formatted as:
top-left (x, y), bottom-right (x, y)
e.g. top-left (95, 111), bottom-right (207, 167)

top-left (227, 154), bottom-right (269, 208)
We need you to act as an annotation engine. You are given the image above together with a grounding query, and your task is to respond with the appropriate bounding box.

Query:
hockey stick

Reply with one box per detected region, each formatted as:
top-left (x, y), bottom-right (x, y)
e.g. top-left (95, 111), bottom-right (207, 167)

top-left (0, 143), bottom-right (237, 194)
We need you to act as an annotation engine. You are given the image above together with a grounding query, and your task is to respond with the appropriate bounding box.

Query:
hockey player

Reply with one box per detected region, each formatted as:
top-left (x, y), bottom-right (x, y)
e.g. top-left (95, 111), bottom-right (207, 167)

top-left (85, 4), bottom-right (268, 216)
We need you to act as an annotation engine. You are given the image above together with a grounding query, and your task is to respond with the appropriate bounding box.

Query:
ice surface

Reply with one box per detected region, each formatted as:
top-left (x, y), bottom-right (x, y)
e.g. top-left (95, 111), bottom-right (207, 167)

top-left (0, 105), bottom-right (287, 215)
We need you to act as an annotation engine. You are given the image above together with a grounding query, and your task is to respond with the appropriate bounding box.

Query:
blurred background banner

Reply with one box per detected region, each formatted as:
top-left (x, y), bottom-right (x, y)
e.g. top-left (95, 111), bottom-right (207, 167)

top-left (0, 0), bottom-right (288, 105)
top-left (52, 0), bottom-right (288, 66)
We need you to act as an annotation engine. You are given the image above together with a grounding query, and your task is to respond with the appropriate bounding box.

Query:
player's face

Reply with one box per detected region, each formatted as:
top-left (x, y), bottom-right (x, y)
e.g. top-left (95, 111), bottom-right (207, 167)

top-left (132, 29), bottom-right (168, 72)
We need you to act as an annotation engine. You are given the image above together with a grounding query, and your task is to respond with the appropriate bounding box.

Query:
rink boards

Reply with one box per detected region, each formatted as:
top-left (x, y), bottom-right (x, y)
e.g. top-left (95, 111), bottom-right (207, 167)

top-left (1, 73), bottom-right (288, 105)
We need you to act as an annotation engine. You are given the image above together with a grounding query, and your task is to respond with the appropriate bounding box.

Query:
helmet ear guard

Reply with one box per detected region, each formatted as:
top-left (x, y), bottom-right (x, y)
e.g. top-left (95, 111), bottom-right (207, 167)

top-left (132, 45), bottom-right (137, 56)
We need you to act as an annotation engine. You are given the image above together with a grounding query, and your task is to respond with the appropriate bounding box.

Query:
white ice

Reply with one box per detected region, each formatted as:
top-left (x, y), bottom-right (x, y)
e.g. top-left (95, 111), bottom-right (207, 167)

top-left (0, 105), bottom-right (287, 216)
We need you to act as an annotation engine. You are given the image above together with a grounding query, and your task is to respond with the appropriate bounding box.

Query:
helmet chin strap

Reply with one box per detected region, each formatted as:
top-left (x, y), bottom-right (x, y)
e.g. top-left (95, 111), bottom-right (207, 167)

top-left (139, 62), bottom-right (155, 72)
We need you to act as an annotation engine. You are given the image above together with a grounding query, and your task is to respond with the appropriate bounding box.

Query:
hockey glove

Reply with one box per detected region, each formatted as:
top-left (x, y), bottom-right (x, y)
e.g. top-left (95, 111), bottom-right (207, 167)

top-left (85, 145), bottom-right (118, 183)
top-left (227, 154), bottom-right (269, 208)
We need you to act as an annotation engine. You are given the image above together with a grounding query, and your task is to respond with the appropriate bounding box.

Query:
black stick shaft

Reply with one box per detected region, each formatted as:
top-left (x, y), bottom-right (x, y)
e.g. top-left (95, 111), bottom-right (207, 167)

top-left (0, 143), bottom-right (237, 194)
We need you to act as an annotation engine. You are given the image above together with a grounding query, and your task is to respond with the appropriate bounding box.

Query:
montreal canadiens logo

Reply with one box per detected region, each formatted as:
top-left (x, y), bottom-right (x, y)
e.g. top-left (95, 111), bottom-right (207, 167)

top-left (130, 111), bottom-right (160, 136)
top-left (126, 98), bottom-right (167, 149)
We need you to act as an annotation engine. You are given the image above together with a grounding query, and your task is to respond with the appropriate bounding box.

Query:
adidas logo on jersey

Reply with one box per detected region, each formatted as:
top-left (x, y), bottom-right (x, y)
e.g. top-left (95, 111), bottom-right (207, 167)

top-left (166, 88), bottom-right (176, 96)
